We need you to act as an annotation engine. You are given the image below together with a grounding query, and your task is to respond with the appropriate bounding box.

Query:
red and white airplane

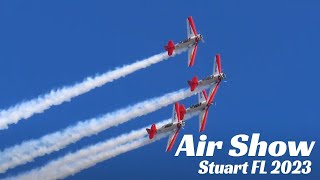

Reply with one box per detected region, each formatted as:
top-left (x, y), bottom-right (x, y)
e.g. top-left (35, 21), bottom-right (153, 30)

top-left (146, 103), bottom-right (186, 152)
top-left (146, 54), bottom-right (225, 152)
top-left (164, 16), bottom-right (203, 67)
top-left (188, 54), bottom-right (226, 91)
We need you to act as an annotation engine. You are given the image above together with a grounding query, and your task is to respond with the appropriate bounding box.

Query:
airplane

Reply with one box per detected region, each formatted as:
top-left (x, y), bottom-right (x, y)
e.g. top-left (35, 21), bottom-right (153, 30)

top-left (188, 54), bottom-right (226, 91)
top-left (164, 16), bottom-right (204, 67)
top-left (146, 103), bottom-right (186, 152)
top-left (146, 54), bottom-right (225, 152)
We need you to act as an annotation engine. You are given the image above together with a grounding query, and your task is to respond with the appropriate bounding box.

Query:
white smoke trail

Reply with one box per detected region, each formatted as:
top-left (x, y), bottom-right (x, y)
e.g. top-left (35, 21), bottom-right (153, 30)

top-left (0, 49), bottom-right (186, 130)
top-left (5, 113), bottom-right (194, 180)
top-left (5, 112), bottom-right (199, 180)
top-left (0, 86), bottom-right (206, 173)
top-left (6, 135), bottom-right (167, 180)
top-left (49, 113), bottom-right (198, 179)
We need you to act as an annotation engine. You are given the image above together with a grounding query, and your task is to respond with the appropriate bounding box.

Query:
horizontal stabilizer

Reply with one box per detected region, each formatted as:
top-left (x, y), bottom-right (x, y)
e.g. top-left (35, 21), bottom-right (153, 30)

top-left (187, 76), bottom-right (198, 91)
top-left (164, 40), bottom-right (175, 56)
top-left (146, 124), bottom-right (157, 139)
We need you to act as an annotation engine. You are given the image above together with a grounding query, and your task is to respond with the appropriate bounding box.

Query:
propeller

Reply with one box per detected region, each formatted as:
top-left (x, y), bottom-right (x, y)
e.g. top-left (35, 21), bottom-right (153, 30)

top-left (178, 121), bottom-right (186, 130)
top-left (201, 34), bottom-right (205, 43)
top-left (221, 69), bottom-right (227, 83)
top-left (199, 32), bottom-right (204, 43)
top-left (181, 121), bottom-right (186, 129)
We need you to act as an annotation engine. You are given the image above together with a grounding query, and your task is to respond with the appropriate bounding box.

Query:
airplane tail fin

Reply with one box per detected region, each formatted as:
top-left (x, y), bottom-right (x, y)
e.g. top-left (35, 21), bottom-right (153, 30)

top-left (164, 40), bottom-right (175, 56)
top-left (187, 76), bottom-right (198, 91)
top-left (146, 124), bottom-right (157, 139)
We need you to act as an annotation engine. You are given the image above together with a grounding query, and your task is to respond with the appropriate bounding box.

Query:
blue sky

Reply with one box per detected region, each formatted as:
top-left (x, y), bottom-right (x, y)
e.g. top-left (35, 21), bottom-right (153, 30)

top-left (0, 0), bottom-right (319, 179)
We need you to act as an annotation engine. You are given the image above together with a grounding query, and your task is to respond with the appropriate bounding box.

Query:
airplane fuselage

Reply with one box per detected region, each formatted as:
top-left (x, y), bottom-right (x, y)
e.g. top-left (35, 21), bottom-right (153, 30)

top-left (157, 121), bottom-right (185, 134)
top-left (186, 100), bottom-right (208, 114)
top-left (175, 34), bottom-right (202, 50)
top-left (198, 73), bottom-right (225, 88)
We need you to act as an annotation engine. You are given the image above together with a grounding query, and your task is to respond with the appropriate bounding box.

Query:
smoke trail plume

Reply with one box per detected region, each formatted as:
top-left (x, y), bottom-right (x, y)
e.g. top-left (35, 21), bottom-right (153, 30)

top-left (6, 136), bottom-right (167, 180)
top-left (0, 49), bottom-right (186, 130)
top-left (0, 86), bottom-right (206, 173)
top-left (4, 118), bottom-right (179, 180)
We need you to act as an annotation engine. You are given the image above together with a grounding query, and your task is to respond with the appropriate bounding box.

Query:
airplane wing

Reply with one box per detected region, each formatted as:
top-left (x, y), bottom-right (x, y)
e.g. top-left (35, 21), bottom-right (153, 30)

top-left (213, 54), bottom-right (222, 75)
top-left (199, 108), bottom-right (209, 132)
top-left (208, 82), bottom-right (220, 105)
top-left (172, 102), bottom-right (180, 123)
top-left (166, 128), bottom-right (181, 152)
top-left (187, 44), bottom-right (198, 67)
top-left (187, 16), bottom-right (198, 38)
top-left (199, 83), bottom-right (220, 132)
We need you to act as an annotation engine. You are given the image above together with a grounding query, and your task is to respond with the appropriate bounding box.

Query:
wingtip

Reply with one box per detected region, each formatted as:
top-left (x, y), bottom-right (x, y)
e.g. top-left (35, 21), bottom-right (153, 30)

top-left (215, 54), bottom-right (221, 61)
top-left (166, 145), bottom-right (173, 152)
top-left (188, 60), bottom-right (194, 67)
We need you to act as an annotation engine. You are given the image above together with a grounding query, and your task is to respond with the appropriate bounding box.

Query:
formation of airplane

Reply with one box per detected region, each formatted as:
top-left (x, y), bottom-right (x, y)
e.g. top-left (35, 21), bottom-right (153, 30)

top-left (164, 16), bottom-right (204, 67)
top-left (146, 54), bottom-right (226, 152)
